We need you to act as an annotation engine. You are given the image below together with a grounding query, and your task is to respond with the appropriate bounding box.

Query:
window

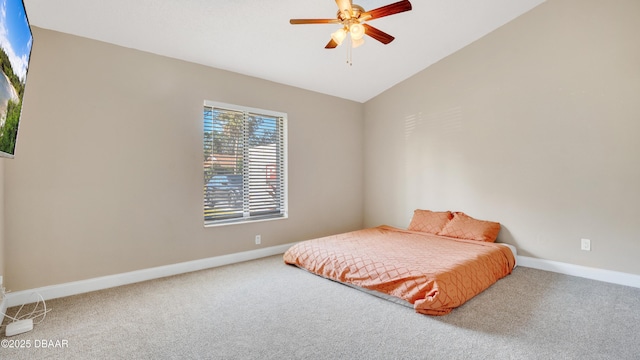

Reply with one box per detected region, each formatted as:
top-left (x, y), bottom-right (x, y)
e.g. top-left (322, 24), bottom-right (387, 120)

top-left (203, 101), bottom-right (287, 225)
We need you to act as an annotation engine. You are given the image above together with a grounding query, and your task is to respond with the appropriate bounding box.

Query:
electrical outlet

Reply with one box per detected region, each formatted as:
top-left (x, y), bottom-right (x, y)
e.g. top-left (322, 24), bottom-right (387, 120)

top-left (581, 238), bottom-right (591, 251)
top-left (255, 235), bottom-right (261, 245)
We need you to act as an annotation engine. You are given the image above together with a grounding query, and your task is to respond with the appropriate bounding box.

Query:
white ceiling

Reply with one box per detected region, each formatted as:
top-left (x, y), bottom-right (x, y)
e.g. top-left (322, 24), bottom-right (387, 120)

top-left (23, 0), bottom-right (545, 103)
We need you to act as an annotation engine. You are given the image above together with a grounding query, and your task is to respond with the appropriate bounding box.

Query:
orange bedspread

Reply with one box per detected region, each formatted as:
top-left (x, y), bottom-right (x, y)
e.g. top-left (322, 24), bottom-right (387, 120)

top-left (283, 225), bottom-right (516, 315)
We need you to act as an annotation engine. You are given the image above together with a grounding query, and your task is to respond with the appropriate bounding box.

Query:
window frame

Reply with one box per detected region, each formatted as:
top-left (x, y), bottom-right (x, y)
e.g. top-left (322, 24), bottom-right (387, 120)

top-left (203, 100), bottom-right (288, 227)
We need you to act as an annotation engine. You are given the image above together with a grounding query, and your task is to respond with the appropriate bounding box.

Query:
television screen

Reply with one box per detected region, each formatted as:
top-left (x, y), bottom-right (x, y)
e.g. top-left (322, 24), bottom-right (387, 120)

top-left (0, 0), bottom-right (32, 158)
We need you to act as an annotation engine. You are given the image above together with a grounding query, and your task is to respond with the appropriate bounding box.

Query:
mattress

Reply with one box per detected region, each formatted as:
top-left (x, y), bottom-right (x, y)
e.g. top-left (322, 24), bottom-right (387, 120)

top-left (283, 225), bottom-right (516, 315)
top-left (345, 242), bottom-right (517, 309)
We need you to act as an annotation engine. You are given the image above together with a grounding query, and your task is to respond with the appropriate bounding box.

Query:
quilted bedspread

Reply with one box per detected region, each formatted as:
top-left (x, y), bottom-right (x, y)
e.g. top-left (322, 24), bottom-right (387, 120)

top-left (283, 225), bottom-right (516, 315)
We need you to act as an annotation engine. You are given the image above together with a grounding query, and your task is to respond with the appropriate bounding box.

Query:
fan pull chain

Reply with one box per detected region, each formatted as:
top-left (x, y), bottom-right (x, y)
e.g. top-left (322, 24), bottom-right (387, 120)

top-left (346, 36), bottom-right (353, 66)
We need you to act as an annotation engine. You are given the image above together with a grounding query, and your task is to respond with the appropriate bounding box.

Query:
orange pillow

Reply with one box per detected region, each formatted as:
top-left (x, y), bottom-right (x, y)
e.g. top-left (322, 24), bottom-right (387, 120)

top-left (407, 209), bottom-right (453, 234)
top-left (437, 212), bottom-right (501, 242)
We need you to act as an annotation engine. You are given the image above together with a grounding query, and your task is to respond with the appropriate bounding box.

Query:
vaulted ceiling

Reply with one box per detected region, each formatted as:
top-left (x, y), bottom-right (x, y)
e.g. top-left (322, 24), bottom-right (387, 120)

top-left (24, 0), bottom-right (545, 102)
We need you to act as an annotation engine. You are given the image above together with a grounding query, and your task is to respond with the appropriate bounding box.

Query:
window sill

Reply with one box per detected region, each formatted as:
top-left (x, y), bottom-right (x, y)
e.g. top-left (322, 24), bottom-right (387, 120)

top-left (204, 214), bottom-right (288, 228)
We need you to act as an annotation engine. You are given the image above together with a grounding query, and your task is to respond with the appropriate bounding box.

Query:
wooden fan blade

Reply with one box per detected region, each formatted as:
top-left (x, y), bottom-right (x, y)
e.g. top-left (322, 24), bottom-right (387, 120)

top-left (290, 18), bottom-right (341, 25)
top-left (325, 39), bottom-right (339, 49)
top-left (360, 0), bottom-right (412, 22)
top-left (335, 0), bottom-right (353, 19)
top-left (362, 24), bottom-right (395, 44)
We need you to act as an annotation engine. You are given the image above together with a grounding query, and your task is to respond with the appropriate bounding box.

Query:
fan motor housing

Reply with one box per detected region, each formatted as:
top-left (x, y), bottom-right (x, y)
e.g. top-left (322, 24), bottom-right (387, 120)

top-left (337, 4), bottom-right (364, 21)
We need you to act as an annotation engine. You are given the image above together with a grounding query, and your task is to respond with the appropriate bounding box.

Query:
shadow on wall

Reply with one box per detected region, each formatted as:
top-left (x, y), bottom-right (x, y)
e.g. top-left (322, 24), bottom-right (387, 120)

top-left (402, 106), bottom-right (469, 217)
top-left (497, 224), bottom-right (517, 249)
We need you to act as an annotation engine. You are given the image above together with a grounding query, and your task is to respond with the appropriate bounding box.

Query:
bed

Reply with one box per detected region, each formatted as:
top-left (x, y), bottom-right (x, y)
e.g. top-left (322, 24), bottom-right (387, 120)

top-left (283, 210), bottom-right (516, 315)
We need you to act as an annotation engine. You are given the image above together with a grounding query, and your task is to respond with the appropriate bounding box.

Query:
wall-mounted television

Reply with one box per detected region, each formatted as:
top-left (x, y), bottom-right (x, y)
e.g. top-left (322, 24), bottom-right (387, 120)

top-left (0, 0), bottom-right (32, 158)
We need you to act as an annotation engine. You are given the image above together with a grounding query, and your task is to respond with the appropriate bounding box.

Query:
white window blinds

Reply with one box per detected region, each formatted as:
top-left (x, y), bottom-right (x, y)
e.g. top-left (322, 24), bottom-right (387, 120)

top-left (204, 101), bottom-right (287, 225)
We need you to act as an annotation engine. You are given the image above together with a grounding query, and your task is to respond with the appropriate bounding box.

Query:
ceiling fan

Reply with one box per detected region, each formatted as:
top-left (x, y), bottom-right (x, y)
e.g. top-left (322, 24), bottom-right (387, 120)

top-left (290, 0), bottom-right (413, 49)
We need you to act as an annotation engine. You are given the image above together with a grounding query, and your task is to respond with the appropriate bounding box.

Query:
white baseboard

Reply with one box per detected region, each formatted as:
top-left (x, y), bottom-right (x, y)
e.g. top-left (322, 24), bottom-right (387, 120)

top-left (5, 243), bottom-right (295, 308)
top-left (6, 247), bottom-right (638, 308)
top-left (518, 256), bottom-right (640, 289)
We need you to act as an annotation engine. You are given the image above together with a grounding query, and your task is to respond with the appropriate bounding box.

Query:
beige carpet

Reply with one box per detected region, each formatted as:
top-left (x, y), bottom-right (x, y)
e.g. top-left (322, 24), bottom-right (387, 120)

top-left (2, 255), bottom-right (640, 359)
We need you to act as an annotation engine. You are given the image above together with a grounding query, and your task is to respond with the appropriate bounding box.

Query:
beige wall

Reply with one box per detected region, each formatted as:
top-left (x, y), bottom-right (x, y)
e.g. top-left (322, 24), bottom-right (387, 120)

top-left (4, 0), bottom-right (639, 291)
top-left (4, 27), bottom-right (364, 291)
top-left (364, 0), bottom-right (640, 274)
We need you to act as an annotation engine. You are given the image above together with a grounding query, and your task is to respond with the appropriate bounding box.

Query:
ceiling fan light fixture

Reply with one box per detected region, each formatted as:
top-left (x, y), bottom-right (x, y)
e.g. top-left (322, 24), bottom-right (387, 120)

top-left (289, 0), bottom-right (413, 51)
top-left (349, 23), bottom-right (365, 40)
top-left (331, 28), bottom-right (348, 45)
